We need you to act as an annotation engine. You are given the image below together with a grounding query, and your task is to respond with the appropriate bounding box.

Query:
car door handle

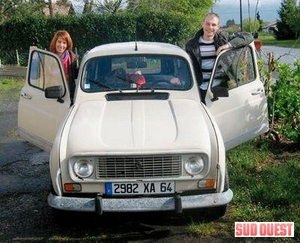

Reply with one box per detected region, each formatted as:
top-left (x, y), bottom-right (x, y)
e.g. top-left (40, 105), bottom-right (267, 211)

top-left (21, 92), bottom-right (32, 99)
top-left (251, 88), bottom-right (264, 95)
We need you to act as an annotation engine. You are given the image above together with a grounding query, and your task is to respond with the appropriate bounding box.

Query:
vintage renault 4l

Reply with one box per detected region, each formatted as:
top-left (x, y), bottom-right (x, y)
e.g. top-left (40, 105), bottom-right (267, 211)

top-left (18, 41), bottom-right (269, 217)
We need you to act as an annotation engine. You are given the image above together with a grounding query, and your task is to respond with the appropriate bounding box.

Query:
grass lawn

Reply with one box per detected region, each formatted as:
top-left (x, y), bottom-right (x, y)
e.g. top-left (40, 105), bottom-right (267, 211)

top-left (188, 139), bottom-right (300, 241)
top-left (0, 77), bottom-right (24, 101)
top-left (257, 33), bottom-right (300, 48)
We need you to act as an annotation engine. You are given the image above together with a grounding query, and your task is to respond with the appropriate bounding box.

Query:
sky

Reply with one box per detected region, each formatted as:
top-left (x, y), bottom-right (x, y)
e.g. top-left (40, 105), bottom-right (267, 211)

top-left (212, 0), bottom-right (282, 26)
top-left (71, 0), bottom-right (282, 26)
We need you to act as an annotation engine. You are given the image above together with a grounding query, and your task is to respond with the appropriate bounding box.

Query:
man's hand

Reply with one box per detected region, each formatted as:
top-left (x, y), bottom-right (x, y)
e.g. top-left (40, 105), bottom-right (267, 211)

top-left (170, 77), bottom-right (181, 85)
top-left (217, 44), bottom-right (231, 55)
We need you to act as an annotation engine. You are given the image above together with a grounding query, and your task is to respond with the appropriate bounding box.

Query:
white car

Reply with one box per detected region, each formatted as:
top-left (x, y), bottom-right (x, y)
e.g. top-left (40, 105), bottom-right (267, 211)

top-left (18, 41), bottom-right (269, 217)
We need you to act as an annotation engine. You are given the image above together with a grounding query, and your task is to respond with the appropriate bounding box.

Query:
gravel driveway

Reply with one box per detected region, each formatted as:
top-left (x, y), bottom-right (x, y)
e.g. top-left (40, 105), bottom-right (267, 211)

top-left (0, 80), bottom-right (223, 243)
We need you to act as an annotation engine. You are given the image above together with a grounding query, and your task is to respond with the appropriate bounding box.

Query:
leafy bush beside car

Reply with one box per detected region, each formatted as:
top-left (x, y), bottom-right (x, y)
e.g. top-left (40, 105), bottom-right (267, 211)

top-left (268, 60), bottom-right (300, 143)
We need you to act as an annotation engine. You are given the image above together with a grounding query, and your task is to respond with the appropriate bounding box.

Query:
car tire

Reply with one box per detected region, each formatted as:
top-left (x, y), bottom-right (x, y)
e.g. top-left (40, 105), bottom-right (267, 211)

top-left (223, 165), bottom-right (229, 192)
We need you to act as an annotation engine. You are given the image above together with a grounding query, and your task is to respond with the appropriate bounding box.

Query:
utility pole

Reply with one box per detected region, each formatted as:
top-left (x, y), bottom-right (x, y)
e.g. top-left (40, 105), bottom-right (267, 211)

top-left (248, 0), bottom-right (251, 33)
top-left (240, 0), bottom-right (243, 31)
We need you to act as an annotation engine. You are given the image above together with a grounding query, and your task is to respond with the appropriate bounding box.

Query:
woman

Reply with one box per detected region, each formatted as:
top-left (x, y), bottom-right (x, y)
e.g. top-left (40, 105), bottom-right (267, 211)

top-left (49, 30), bottom-right (78, 100)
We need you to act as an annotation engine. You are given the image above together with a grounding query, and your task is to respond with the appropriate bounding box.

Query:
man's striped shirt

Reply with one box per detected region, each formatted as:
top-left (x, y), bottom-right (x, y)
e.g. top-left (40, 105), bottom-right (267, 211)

top-left (199, 37), bottom-right (217, 90)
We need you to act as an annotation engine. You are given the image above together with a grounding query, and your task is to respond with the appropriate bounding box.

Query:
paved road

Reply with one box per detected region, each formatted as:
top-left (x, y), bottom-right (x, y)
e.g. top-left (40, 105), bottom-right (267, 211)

top-left (0, 69), bottom-right (214, 243)
top-left (0, 90), bottom-right (50, 195)
top-left (261, 45), bottom-right (300, 67)
top-left (0, 96), bottom-right (204, 241)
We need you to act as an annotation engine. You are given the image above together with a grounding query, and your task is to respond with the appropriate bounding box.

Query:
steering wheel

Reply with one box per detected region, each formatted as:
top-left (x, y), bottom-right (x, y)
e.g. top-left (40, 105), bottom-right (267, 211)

top-left (153, 79), bottom-right (173, 87)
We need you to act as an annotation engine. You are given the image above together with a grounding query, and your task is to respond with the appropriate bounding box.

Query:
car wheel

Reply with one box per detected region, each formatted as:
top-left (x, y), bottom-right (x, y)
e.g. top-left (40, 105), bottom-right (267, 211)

top-left (208, 205), bottom-right (227, 219)
top-left (223, 165), bottom-right (229, 192)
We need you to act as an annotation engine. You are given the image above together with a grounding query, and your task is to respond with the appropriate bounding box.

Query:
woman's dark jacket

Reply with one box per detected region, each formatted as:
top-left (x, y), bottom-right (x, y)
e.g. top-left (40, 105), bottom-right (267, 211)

top-left (68, 50), bottom-right (79, 101)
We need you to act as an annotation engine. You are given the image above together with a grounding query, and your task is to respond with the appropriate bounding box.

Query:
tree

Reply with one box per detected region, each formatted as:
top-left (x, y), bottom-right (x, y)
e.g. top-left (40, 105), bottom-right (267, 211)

top-left (284, 0), bottom-right (300, 38)
top-left (56, 0), bottom-right (75, 16)
top-left (97, 0), bottom-right (124, 14)
top-left (68, 2), bottom-right (76, 15)
top-left (242, 17), bottom-right (259, 33)
top-left (127, 0), bottom-right (213, 17)
top-left (0, 0), bottom-right (46, 22)
top-left (126, 0), bottom-right (214, 31)
top-left (256, 11), bottom-right (263, 31)
top-left (226, 19), bottom-right (235, 27)
top-left (48, 0), bottom-right (53, 17)
top-left (0, 0), bottom-right (75, 21)
top-left (83, 0), bottom-right (93, 14)
top-left (274, 0), bottom-right (296, 40)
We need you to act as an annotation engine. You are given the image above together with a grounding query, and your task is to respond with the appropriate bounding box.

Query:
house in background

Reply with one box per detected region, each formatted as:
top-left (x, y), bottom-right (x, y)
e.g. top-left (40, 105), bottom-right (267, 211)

top-left (262, 21), bottom-right (278, 33)
top-left (43, 2), bottom-right (75, 16)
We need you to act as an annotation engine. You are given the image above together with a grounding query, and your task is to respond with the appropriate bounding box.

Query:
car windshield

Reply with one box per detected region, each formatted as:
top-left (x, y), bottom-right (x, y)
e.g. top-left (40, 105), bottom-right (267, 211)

top-left (81, 54), bottom-right (192, 92)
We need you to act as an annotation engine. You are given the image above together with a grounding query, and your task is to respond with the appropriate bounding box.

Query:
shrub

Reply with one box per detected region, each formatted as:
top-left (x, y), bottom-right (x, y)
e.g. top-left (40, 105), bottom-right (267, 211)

top-left (0, 13), bottom-right (191, 66)
top-left (268, 60), bottom-right (300, 142)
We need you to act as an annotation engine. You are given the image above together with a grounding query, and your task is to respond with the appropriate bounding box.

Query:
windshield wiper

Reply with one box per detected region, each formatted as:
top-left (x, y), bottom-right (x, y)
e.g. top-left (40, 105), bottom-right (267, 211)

top-left (85, 77), bottom-right (113, 90)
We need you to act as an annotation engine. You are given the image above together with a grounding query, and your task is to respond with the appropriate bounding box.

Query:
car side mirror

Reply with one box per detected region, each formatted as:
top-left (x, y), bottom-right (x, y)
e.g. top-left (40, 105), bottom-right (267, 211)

top-left (211, 86), bottom-right (229, 102)
top-left (45, 85), bottom-right (64, 99)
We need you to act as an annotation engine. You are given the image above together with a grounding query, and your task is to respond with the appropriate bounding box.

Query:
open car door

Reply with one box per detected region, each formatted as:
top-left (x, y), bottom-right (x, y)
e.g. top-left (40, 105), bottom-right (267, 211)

top-left (205, 44), bottom-right (269, 150)
top-left (18, 47), bottom-right (71, 152)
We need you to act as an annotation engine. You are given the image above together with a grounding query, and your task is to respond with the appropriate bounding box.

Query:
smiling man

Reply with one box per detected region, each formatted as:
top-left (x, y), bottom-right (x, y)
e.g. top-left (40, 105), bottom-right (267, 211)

top-left (185, 12), bottom-right (253, 102)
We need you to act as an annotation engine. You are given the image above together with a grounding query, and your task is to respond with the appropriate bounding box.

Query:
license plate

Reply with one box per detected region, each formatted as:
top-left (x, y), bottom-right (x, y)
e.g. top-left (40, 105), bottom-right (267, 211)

top-left (105, 181), bottom-right (175, 195)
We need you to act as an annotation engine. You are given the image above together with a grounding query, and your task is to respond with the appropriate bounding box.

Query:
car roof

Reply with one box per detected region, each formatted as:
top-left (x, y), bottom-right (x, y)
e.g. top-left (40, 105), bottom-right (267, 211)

top-left (82, 42), bottom-right (189, 61)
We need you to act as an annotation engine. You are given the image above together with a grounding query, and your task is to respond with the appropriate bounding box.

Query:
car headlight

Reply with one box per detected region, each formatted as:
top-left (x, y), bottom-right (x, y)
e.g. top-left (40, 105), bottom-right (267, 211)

top-left (73, 159), bottom-right (94, 178)
top-left (184, 156), bottom-right (205, 176)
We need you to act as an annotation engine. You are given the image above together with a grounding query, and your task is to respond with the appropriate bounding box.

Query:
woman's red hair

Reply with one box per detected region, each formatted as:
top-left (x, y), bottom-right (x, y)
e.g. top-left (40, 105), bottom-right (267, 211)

top-left (49, 30), bottom-right (73, 53)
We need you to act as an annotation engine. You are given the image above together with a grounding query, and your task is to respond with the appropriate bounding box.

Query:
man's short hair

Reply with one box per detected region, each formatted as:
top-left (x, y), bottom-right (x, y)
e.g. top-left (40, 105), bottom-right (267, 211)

top-left (204, 12), bottom-right (220, 23)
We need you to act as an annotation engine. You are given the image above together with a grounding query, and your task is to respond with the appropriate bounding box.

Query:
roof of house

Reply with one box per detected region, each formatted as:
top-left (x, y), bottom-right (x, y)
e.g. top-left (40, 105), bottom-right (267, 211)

top-left (43, 3), bottom-right (71, 16)
top-left (263, 21), bottom-right (277, 29)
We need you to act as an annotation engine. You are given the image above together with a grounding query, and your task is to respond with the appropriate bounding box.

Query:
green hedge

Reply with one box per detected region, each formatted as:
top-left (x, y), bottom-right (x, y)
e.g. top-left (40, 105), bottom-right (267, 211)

top-left (0, 12), bottom-right (191, 66)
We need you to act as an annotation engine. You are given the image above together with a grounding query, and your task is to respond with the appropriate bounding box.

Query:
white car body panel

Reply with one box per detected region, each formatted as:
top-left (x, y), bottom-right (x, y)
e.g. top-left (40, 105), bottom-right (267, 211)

top-left (18, 41), bottom-right (269, 215)
top-left (66, 99), bottom-right (211, 153)
top-left (18, 48), bottom-right (71, 152)
top-left (206, 79), bottom-right (269, 150)
top-left (205, 44), bottom-right (269, 150)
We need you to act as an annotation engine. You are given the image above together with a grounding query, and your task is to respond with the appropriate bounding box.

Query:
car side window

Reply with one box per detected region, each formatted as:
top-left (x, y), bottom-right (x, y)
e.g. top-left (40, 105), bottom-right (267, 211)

top-left (29, 51), bottom-right (66, 93)
top-left (211, 46), bottom-right (256, 90)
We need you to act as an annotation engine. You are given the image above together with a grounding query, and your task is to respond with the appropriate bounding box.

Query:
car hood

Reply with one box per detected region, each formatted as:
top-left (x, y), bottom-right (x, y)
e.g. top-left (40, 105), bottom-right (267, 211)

top-left (66, 99), bottom-right (213, 155)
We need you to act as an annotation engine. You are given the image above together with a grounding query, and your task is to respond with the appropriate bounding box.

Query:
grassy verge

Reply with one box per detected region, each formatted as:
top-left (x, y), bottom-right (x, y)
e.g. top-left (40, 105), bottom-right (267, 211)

top-left (257, 33), bottom-right (300, 48)
top-left (189, 139), bottom-right (300, 241)
top-left (0, 77), bottom-right (25, 101)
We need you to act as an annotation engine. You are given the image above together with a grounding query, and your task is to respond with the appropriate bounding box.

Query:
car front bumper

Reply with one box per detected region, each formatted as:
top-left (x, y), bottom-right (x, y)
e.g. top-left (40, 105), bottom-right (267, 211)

top-left (48, 189), bottom-right (233, 214)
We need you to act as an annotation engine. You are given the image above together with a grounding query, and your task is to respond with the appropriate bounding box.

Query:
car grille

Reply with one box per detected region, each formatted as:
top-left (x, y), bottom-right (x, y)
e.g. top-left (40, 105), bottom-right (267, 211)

top-left (96, 155), bottom-right (182, 179)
